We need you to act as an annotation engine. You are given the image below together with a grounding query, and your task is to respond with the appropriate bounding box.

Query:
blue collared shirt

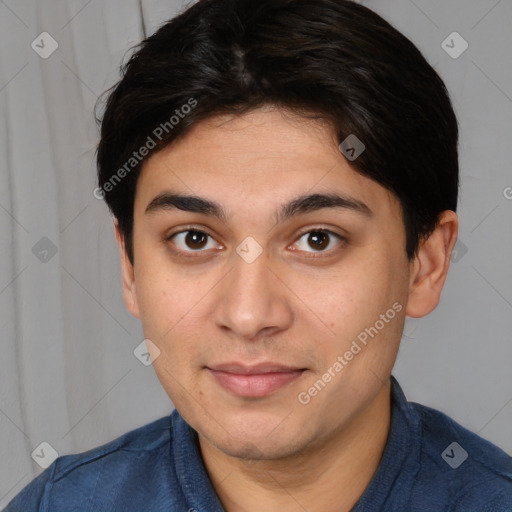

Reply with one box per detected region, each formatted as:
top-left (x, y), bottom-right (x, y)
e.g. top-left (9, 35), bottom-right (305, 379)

top-left (6, 377), bottom-right (512, 511)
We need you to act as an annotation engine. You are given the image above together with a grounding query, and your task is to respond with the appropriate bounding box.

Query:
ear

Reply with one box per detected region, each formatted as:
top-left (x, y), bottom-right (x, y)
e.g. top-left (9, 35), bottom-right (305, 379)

top-left (114, 219), bottom-right (140, 318)
top-left (406, 210), bottom-right (458, 318)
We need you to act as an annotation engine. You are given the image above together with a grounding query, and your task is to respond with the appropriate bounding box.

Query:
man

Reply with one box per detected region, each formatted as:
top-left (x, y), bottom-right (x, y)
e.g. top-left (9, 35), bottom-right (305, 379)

top-left (7, 0), bottom-right (511, 510)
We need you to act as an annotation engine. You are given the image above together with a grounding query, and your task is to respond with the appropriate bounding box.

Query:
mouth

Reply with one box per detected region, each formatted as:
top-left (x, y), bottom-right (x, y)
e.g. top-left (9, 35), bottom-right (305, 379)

top-left (206, 362), bottom-right (308, 398)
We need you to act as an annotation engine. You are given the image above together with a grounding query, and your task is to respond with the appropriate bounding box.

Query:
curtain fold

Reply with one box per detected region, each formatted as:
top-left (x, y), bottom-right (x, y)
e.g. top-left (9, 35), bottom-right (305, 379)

top-left (0, 2), bottom-right (178, 505)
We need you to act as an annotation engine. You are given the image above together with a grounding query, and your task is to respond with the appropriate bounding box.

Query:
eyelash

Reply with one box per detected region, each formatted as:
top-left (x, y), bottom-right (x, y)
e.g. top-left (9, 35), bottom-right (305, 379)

top-left (165, 226), bottom-right (346, 259)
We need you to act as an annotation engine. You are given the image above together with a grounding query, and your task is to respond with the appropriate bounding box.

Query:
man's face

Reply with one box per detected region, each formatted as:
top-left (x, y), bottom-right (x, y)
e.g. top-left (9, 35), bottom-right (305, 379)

top-left (126, 107), bottom-right (413, 460)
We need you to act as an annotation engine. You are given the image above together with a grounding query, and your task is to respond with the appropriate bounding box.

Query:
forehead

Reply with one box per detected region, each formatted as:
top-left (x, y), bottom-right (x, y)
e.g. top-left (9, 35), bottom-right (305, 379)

top-left (135, 108), bottom-right (400, 221)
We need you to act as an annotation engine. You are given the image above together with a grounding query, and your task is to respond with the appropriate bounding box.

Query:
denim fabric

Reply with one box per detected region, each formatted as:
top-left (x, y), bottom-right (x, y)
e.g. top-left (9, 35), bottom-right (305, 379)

top-left (5, 376), bottom-right (512, 511)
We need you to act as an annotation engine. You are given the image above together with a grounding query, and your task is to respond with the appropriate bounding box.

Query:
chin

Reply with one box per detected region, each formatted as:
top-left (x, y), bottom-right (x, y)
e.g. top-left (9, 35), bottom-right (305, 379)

top-left (198, 417), bottom-right (313, 462)
top-left (214, 435), bottom-right (306, 461)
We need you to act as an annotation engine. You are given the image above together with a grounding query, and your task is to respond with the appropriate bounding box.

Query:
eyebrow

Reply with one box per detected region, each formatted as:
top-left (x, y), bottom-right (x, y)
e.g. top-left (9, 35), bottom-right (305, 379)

top-left (144, 191), bottom-right (373, 222)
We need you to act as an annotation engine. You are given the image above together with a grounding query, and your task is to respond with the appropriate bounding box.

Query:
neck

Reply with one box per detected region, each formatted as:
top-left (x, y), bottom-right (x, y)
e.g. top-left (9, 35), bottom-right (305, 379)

top-left (199, 381), bottom-right (392, 512)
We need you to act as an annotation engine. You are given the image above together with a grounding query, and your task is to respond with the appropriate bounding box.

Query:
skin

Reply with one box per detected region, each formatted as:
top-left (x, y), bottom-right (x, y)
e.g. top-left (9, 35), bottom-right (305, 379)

top-left (115, 106), bottom-right (458, 512)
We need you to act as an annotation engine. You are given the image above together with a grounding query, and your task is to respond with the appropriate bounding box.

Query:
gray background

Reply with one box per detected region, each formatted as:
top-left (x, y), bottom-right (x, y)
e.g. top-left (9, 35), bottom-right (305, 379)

top-left (0, 0), bottom-right (511, 507)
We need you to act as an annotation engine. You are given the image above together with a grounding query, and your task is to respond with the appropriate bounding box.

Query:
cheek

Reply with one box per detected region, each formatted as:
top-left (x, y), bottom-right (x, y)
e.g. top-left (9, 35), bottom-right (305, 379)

top-left (134, 240), bottom-right (201, 324)
top-left (136, 272), bottom-right (205, 393)
top-left (292, 263), bottom-right (376, 331)
top-left (134, 258), bottom-right (221, 366)
top-left (294, 250), bottom-right (405, 351)
top-left (134, 258), bottom-right (197, 346)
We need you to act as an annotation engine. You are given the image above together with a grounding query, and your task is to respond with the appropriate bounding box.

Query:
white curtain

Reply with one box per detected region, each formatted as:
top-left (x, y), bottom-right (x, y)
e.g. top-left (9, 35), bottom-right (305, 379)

top-left (1, 0), bottom-right (511, 507)
top-left (0, 1), bottom-right (187, 504)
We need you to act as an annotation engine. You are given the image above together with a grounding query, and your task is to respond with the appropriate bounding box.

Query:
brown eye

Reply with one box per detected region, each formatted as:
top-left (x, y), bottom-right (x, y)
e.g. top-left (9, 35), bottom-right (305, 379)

top-left (307, 231), bottom-right (330, 250)
top-left (170, 230), bottom-right (219, 252)
top-left (293, 229), bottom-right (343, 253)
top-left (185, 231), bottom-right (208, 249)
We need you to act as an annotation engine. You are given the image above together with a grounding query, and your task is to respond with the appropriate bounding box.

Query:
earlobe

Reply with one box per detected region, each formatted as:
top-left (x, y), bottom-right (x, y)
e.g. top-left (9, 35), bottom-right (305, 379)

top-left (114, 220), bottom-right (141, 318)
top-left (406, 210), bottom-right (458, 318)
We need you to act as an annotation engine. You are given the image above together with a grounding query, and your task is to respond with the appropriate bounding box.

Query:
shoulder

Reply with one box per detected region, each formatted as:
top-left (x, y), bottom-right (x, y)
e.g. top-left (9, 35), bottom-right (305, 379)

top-left (51, 413), bottom-right (172, 480)
top-left (5, 414), bottom-right (178, 512)
top-left (411, 401), bottom-right (512, 511)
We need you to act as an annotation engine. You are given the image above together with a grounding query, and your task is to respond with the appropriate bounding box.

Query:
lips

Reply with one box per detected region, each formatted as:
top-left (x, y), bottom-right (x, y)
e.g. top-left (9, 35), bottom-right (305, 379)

top-left (206, 362), bottom-right (307, 398)
top-left (208, 362), bottom-right (305, 374)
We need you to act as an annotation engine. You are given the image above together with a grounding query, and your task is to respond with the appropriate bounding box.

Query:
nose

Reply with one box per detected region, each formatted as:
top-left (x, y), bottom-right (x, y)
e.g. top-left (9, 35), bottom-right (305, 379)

top-left (212, 250), bottom-right (294, 341)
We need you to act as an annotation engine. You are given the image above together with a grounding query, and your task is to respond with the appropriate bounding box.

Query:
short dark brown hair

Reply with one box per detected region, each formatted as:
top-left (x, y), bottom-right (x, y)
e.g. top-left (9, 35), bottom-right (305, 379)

top-left (96, 0), bottom-right (459, 263)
